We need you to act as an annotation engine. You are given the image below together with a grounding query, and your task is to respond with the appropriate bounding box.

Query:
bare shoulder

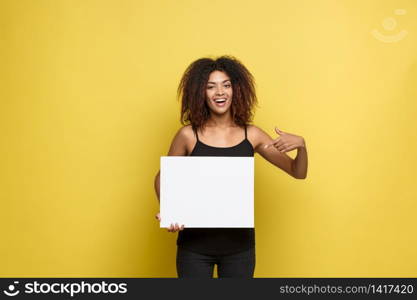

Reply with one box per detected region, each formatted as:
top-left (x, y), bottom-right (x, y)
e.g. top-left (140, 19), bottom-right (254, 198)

top-left (177, 125), bottom-right (196, 143)
top-left (168, 125), bottom-right (196, 156)
top-left (247, 124), bottom-right (270, 139)
top-left (246, 124), bottom-right (273, 152)
top-left (247, 124), bottom-right (264, 135)
top-left (178, 124), bottom-right (194, 136)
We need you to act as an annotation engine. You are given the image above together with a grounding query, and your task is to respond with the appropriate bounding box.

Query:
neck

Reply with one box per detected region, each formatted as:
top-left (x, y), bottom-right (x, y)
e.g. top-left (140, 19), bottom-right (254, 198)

top-left (206, 112), bottom-right (235, 128)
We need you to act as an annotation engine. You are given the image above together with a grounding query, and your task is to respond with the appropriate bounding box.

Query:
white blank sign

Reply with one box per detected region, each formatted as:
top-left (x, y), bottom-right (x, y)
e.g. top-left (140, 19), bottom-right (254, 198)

top-left (160, 156), bottom-right (254, 228)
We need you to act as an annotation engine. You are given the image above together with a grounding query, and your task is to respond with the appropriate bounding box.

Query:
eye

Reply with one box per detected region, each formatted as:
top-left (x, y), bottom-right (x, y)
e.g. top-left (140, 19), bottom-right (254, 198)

top-left (224, 84), bottom-right (231, 88)
top-left (207, 86), bottom-right (214, 89)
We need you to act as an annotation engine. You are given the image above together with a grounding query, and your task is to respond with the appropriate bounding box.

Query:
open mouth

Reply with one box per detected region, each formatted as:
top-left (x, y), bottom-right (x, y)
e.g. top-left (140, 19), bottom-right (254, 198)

top-left (213, 98), bottom-right (227, 106)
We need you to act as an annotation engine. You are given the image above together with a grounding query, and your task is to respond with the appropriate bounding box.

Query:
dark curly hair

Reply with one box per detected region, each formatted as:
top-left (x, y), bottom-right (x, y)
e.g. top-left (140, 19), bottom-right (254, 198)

top-left (178, 55), bottom-right (257, 131)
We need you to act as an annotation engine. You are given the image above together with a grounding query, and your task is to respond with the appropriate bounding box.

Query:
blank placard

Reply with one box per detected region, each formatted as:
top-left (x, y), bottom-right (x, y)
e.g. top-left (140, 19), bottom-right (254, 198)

top-left (160, 156), bottom-right (254, 228)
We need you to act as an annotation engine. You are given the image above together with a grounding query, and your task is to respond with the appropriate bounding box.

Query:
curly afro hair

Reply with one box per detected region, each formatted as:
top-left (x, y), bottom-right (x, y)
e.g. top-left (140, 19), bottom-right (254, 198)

top-left (178, 55), bottom-right (257, 131)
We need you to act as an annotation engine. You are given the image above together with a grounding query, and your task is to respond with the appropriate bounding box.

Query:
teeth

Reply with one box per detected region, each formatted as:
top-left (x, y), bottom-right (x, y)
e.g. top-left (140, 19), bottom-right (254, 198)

top-left (214, 99), bottom-right (226, 103)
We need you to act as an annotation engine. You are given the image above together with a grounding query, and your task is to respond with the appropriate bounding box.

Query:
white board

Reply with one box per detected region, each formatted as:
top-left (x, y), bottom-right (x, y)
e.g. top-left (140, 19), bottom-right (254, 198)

top-left (160, 156), bottom-right (254, 228)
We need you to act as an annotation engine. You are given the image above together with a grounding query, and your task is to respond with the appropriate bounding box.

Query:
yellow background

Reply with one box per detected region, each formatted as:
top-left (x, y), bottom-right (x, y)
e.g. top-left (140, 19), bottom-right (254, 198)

top-left (1, 0), bottom-right (416, 277)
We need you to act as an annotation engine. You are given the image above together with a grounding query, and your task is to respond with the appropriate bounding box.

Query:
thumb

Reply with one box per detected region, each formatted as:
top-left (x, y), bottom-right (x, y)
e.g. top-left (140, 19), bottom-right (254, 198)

top-left (275, 126), bottom-right (283, 135)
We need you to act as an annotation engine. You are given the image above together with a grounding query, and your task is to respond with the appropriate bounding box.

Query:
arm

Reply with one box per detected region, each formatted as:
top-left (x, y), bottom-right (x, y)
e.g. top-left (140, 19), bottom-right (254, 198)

top-left (154, 126), bottom-right (193, 202)
top-left (154, 171), bottom-right (160, 203)
top-left (250, 125), bottom-right (308, 179)
top-left (154, 126), bottom-right (190, 203)
top-left (291, 145), bottom-right (308, 179)
top-left (154, 126), bottom-right (192, 232)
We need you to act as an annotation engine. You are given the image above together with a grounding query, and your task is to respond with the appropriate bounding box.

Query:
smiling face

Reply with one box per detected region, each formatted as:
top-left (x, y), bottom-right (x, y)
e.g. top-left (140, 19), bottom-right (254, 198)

top-left (205, 70), bottom-right (233, 116)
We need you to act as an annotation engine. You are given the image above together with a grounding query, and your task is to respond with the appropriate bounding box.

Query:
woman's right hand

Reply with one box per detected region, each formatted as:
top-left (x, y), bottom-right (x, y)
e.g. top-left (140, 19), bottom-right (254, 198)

top-left (155, 212), bottom-right (185, 233)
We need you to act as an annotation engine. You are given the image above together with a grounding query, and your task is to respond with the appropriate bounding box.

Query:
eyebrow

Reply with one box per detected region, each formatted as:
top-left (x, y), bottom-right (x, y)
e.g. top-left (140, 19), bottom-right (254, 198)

top-left (207, 80), bottom-right (231, 84)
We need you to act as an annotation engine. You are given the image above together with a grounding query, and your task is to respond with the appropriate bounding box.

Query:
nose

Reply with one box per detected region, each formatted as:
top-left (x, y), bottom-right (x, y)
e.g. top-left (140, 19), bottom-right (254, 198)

top-left (215, 86), bottom-right (224, 96)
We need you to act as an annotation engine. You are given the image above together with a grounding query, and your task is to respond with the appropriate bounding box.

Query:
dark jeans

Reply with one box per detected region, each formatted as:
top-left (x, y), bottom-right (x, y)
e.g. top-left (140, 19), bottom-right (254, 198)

top-left (176, 247), bottom-right (255, 278)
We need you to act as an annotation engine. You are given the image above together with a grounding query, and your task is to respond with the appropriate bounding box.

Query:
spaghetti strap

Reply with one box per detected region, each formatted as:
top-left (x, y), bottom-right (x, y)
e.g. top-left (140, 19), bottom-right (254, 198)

top-left (194, 128), bottom-right (200, 141)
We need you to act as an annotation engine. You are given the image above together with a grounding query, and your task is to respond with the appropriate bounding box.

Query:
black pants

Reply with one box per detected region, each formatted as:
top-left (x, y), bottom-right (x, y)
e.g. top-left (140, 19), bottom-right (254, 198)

top-left (176, 247), bottom-right (255, 278)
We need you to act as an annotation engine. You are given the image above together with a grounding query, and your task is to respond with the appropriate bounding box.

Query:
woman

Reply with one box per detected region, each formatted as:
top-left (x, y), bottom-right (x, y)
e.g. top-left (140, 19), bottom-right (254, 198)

top-left (154, 56), bottom-right (308, 278)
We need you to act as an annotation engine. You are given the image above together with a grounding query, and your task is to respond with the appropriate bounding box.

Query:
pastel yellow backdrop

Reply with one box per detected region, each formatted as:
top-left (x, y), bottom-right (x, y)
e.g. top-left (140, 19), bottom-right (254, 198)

top-left (1, 0), bottom-right (416, 277)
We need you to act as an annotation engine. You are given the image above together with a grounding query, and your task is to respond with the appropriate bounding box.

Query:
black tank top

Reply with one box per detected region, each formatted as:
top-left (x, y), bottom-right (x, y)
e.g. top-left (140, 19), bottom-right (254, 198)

top-left (176, 125), bottom-right (255, 255)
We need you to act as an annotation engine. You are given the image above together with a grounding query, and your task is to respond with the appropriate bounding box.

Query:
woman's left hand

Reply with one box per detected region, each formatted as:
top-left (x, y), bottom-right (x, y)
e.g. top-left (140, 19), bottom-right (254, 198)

top-left (265, 126), bottom-right (305, 153)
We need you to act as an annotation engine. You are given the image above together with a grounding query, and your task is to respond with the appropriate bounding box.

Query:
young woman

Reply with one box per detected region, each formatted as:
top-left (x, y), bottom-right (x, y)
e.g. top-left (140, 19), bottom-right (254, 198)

top-left (154, 56), bottom-right (308, 278)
